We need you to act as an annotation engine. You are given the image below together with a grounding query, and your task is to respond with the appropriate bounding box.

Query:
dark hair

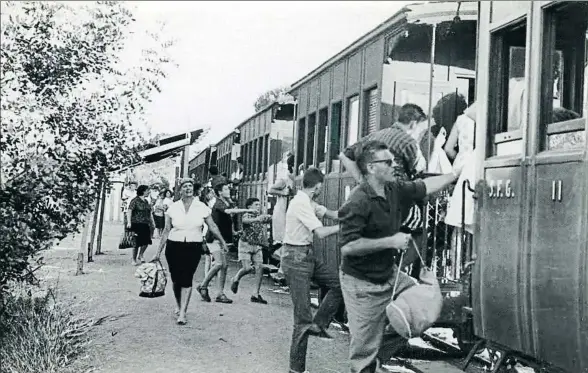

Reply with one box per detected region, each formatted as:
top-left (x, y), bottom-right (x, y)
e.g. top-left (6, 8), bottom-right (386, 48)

top-left (398, 104), bottom-right (426, 124)
top-left (200, 187), bottom-right (213, 204)
top-left (214, 182), bottom-right (228, 196)
top-left (245, 197), bottom-right (260, 208)
top-left (221, 172), bottom-right (228, 178)
top-left (356, 141), bottom-right (389, 175)
top-left (432, 92), bottom-right (468, 136)
top-left (209, 165), bottom-right (219, 176)
top-left (193, 182), bottom-right (203, 195)
top-left (287, 153), bottom-right (295, 174)
top-left (552, 107), bottom-right (580, 123)
top-left (302, 167), bottom-right (324, 188)
top-left (164, 189), bottom-right (173, 198)
top-left (136, 185), bottom-right (149, 196)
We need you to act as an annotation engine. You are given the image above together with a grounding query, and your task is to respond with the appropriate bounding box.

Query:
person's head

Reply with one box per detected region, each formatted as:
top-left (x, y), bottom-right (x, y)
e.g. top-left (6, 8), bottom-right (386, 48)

top-left (302, 167), bottom-right (324, 196)
top-left (136, 185), bottom-right (149, 197)
top-left (432, 92), bottom-right (468, 136)
top-left (286, 153), bottom-right (295, 174)
top-left (177, 178), bottom-right (195, 199)
top-left (201, 187), bottom-right (216, 204)
top-left (127, 182), bottom-right (137, 191)
top-left (356, 140), bottom-right (396, 183)
top-left (214, 182), bottom-right (231, 199)
top-left (397, 104), bottom-right (427, 128)
top-left (209, 165), bottom-right (219, 176)
top-left (245, 197), bottom-right (261, 212)
top-left (193, 182), bottom-right (203, 198)
top-left (164, 189), bottom-right (174, 199)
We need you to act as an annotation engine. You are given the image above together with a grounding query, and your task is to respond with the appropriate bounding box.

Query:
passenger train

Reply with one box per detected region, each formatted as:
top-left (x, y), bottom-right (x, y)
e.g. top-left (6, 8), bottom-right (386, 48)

top-left (188, 2), bottom-right (587, 372)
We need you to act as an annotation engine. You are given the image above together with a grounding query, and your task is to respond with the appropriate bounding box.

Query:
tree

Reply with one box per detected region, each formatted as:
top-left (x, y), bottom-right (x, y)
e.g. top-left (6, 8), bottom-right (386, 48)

top-left (0, 1), bottom-right (175, 294)
top-left (253, 86), bottom-right (291, 112)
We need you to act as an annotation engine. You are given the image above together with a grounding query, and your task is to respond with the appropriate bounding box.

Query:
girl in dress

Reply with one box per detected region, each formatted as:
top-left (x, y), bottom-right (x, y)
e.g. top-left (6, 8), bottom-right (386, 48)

top-left (443, 102), bottom-right (476, 278)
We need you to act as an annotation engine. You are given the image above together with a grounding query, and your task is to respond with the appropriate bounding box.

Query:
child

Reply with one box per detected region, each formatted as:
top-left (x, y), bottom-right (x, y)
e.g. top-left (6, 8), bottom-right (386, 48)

top-left (230, 198), bottom-right (272, 304)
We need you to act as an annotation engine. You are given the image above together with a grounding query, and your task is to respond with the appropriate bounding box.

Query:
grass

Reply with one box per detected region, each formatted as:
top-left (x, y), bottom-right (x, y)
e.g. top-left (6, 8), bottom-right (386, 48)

top-left (0, 283), bottom-right (124, 373)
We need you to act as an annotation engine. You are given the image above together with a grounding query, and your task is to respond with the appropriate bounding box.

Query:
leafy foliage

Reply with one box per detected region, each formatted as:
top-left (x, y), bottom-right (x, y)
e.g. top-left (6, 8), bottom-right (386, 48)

top-left (0, 1), bottom-right (174, 295)
top-left (253, 86), bottom-right (291, 112)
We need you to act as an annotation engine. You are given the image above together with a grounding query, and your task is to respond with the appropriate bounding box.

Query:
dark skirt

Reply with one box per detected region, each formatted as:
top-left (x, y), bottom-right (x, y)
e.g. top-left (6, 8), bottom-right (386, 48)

top-left (153, 214), bottom-right (165, 229)
top-left (165, 240), bottom-right (203, 288)
top-left (131, 223), bottom-right (152, 247)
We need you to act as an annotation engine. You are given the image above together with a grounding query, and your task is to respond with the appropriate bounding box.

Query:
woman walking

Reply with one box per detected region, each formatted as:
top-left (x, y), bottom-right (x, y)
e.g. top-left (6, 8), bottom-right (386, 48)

top-left (152, 189), bottom-right (173, 238)
top-left (152, 179), bottom-right (227, 325)
top-left (126, 185), bottom-right (156, 265)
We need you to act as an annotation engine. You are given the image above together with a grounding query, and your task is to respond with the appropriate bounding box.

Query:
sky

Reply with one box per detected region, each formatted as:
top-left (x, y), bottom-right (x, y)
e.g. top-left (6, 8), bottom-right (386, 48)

top-left (129, 1), bottom-right (414, 153)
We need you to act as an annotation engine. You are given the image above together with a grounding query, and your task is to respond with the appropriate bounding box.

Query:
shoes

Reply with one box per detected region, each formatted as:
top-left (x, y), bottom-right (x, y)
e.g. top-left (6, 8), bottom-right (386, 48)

top-left (251, 295), bottom-right (268, 304)
top-left (215, 294), bottom-right (233, 304)
top-left (230, 280), bottom-right (239, 294)
top-left (197, 285), bottom-right (211, 302)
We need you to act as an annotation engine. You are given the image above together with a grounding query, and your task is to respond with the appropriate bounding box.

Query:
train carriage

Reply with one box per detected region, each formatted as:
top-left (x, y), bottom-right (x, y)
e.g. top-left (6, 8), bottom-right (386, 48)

top-left (188, 146), bottom-right (214, 185)
top-left (236, 100), bottom-right (296, 212)
top-left (467, 2), bottom-right (588, 372)
top-left (287, 0), bottom-right (479, 334)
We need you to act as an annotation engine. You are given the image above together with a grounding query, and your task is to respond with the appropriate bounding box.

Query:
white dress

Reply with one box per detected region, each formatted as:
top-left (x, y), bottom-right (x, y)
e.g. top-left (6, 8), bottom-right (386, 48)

top-left (444, 114), bottom-right (476, 233)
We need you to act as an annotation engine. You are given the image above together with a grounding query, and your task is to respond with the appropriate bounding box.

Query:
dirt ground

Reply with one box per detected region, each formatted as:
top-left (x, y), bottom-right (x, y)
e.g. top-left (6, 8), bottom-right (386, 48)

top-left (39, 221), bottom-right (465, 373)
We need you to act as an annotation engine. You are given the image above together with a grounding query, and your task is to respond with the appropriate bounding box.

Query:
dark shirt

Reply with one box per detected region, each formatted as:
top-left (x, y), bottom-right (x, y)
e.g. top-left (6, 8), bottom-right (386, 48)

top-left (207, 198), bottom-right (234, 244)
top-left (343, 124), bottom-right (420, 181)
top-left (128, 197), bottom-right (152, 225)
top-left (338, 180), bottom-right (427, 283)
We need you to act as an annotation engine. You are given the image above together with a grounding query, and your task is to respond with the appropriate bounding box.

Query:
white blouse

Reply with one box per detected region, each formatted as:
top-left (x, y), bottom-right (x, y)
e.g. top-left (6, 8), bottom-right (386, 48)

top-left (166, 199), bottom-right (211, 243)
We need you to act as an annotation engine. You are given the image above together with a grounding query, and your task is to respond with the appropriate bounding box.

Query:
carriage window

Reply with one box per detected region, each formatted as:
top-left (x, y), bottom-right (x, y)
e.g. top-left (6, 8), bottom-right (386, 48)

top-left (346, 95), bottom-right (360, 147)
top-left (363, 87), bottom-right (378, 136)
top-left (296, 118), bottom-right (305, 175)
top-left (306, 113), bottom-right (316, 167)
top-left (540, 2), bottom-right (587, 151)
top-left (488, 19), bottom-right (527, 156)
top-left (329, 102), bottom-right (342, 172)
top-left (317, 108), bottom-right (328, 173)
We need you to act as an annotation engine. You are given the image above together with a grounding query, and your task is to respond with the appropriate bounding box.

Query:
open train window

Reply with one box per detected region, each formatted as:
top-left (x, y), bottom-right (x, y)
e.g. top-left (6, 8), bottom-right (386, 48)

top-left (317, 108), bottom-right (328, 173)
top-left (329, 102), bottom-right (342, 173)
top-left (488, 19), bottom-right (527, 157)
top-left (346, 95), bottom-right (360, 147)
top-left (296, 118), bottom-right (305, 176)
top-left (306, 113), bottom-right (316, 168)
top-left (539, 2), bottom-right (587, 151)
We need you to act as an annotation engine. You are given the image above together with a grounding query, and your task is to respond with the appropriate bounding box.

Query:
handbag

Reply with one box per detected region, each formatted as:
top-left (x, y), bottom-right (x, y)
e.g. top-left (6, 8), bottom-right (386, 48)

top-left (135, 260), bottom-right (167, 298)
top-left (386, 238), bottom-right (443, 339)
top-left (119, 228), bottom-right (136, 249)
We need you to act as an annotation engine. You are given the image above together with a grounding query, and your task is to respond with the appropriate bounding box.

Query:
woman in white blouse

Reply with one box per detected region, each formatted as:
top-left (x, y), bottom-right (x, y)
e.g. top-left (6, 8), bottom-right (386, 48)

top-left (152, 179), bottom-right (227, 325)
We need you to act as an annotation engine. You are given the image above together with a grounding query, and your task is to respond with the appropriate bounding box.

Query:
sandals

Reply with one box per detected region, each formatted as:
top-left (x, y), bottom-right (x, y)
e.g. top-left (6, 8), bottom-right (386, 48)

top-left (197, 285), bottom-right (211, 302)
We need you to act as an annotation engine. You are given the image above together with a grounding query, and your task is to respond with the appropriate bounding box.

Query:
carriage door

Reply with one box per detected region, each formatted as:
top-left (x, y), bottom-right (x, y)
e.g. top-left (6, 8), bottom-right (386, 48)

top-left (472, 1), bottom-right (532, 356)
top-left (525, 2), bottom-right (588, 372)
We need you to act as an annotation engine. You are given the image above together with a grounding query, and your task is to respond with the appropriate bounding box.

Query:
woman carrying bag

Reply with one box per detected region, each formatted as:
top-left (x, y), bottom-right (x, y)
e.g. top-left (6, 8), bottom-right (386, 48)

top-left (151, 178), bottom-right (228, 325)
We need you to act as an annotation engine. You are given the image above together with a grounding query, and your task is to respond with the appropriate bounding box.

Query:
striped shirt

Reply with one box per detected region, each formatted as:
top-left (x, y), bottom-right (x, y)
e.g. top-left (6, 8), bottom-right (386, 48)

top-left (343, 124), bottom-right (426, 181)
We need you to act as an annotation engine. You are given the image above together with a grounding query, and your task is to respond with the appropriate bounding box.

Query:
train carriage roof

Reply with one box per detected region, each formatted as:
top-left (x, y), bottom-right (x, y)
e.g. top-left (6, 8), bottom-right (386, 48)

top-left (289, 1), bottom-right (478, 91)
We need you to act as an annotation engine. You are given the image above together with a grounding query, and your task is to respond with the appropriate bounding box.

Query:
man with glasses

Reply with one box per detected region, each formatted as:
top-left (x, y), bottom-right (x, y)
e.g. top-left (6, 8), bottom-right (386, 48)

top-left (339, 103), bottom-right (428, 276)
top-left (338, 140), bottom-right (461, 373)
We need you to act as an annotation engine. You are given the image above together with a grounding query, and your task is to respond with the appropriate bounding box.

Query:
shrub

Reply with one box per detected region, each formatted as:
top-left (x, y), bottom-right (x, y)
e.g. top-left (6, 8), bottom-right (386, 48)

top-left (0, 1), bottom-right (174, 297)
top-left (0, 285), bottom-right (113, 373)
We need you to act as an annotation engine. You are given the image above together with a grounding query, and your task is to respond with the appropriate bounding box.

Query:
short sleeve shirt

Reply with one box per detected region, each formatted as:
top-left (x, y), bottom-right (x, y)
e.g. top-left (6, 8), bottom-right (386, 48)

top-left (166, 199), bottom-right (211, 242)
top-left (242, 212), bottom-right (269, 247)
top-left (129, 197), bottom-right (152, 225)
top-left (207, 198), bottom-right (234, 244)
top-left (283, 191), bottom-right (326, 246)
top-left (343, 124), bottom-right (424, 181)
top-left (338, 180), bottom-right (427, 283)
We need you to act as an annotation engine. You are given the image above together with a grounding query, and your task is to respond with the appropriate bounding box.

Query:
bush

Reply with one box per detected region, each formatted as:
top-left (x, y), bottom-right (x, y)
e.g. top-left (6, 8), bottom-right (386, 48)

top-left (0, 1), bottom-right (174, 297)
top-left (0, 285), bottom-right (103, 373)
